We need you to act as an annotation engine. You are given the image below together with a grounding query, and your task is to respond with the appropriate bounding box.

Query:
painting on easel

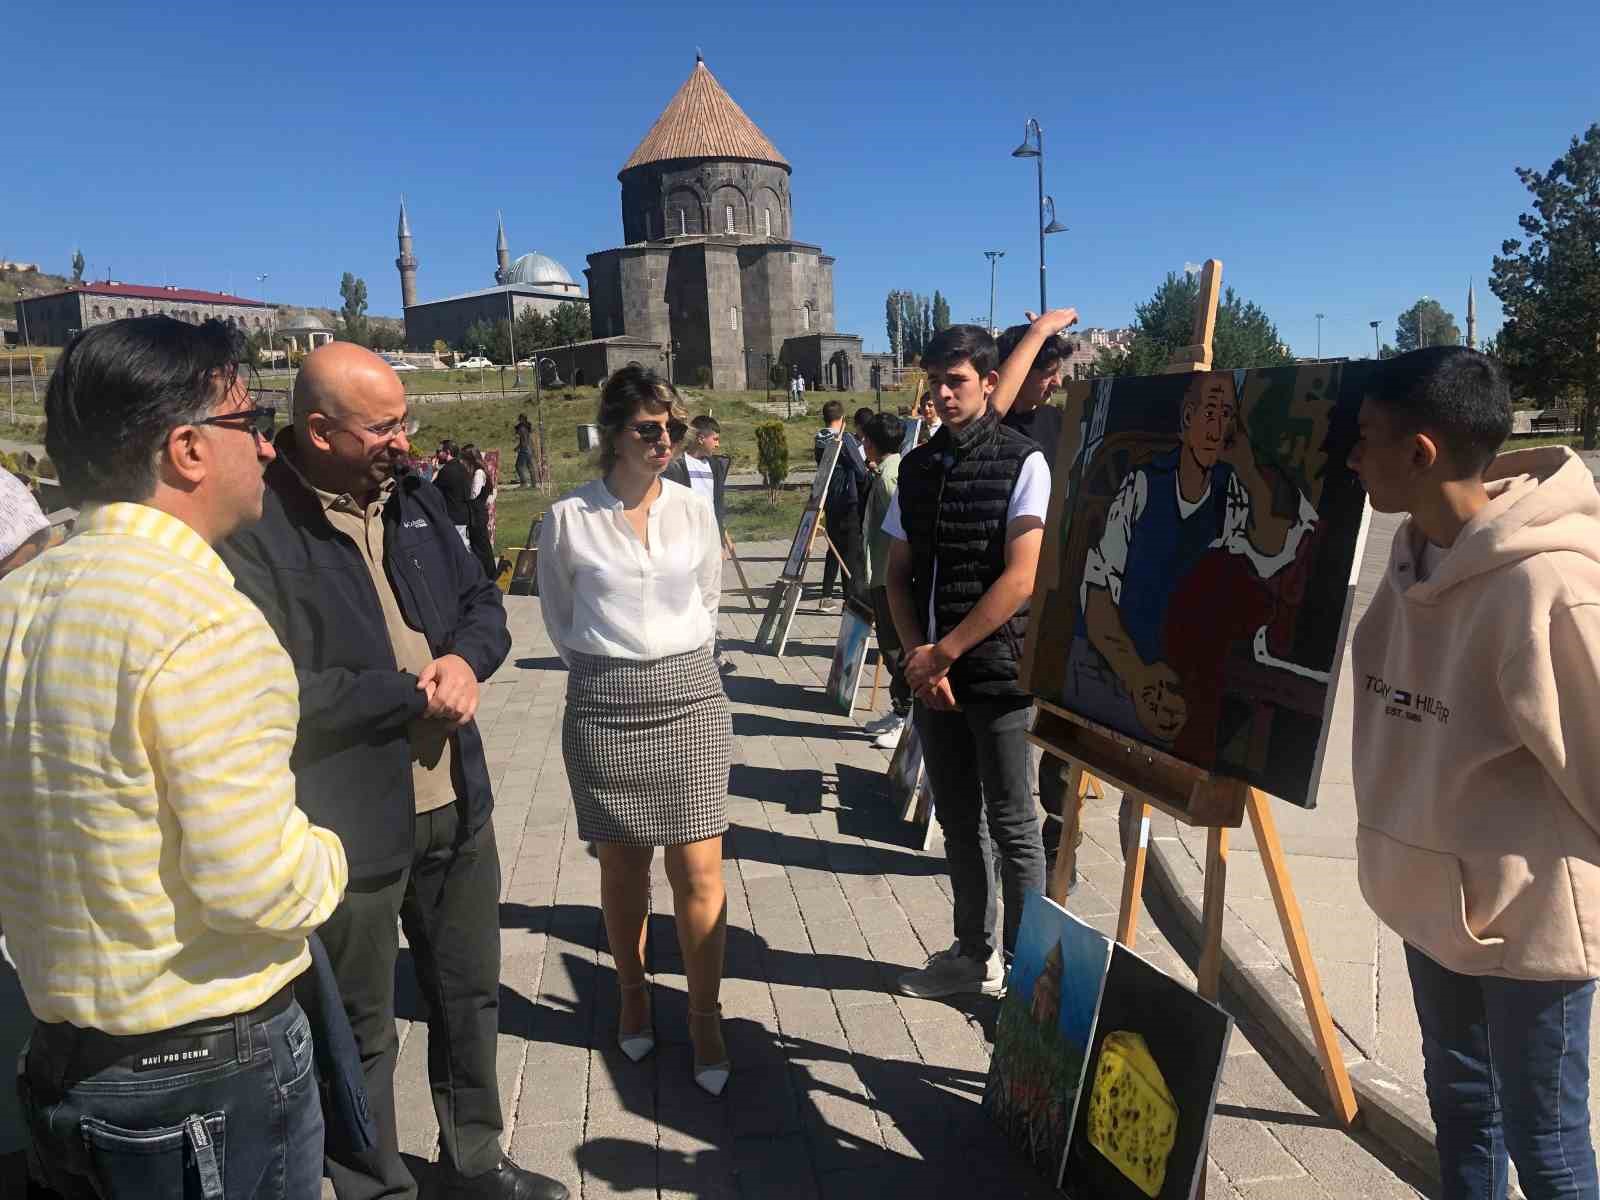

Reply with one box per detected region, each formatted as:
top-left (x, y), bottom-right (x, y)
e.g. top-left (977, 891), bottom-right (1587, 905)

top-left (1026, 362), bottom-right (1373, 808)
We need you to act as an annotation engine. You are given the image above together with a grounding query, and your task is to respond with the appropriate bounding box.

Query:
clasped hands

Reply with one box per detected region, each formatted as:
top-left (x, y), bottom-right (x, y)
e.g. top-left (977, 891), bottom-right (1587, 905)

top-left (417, 654), bottom-right (479, 728)
top-left (904, 642), bottom-right (960, 712)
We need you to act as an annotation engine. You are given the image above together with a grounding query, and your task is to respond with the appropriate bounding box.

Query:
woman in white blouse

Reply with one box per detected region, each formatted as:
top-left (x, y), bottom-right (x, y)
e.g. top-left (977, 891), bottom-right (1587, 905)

top-left (537, 366), bottom-right (733, 1097)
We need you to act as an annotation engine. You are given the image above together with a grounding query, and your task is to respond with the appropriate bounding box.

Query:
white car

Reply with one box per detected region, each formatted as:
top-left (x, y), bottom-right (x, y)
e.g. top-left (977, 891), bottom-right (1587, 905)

top-left (389, 360), bottom-right (419, 372)
top-left (456, 356), bottom-right (493, 370)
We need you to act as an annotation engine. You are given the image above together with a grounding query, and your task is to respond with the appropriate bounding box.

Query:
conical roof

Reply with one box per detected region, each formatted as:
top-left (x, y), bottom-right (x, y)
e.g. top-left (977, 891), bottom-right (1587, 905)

top-left (620, 58), bottom-right (788, 175)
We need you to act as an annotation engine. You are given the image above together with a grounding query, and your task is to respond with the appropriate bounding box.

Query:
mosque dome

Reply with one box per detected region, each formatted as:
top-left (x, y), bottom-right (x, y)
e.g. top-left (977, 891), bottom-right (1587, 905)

top-left (506, 253), bottom-right (575, 288)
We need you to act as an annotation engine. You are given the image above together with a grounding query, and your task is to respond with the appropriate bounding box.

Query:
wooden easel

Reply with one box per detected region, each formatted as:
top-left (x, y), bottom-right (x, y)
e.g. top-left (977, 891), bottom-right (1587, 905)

top-left (1032, 261), bottom-right (1359, 1145)
top-left (722, 530), bottom-right (753, 603)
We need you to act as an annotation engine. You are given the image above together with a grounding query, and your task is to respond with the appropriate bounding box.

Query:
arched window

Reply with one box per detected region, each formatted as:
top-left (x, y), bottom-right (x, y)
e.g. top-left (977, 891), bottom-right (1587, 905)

top-left (725, 205), bottom-right (735, 234)
top-left (763, 209), bottom-right (772, 238)
top-left (92, 306), bottom-right (102, 319)
top-left (139, 308), bottom-right (148, 317)
top-left (802, 304), bottom-right (811, 332)
top-left (254, 317), bottom-right (262, 329)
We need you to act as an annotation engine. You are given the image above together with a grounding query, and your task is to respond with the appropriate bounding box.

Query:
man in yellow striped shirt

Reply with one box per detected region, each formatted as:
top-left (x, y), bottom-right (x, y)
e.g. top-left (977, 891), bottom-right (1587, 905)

top-left (0, 316), bottom-right (348, 1199)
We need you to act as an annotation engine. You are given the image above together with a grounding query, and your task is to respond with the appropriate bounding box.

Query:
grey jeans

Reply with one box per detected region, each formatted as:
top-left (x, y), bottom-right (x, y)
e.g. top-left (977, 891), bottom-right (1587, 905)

top-left (915, 694), bottom-right (1045, 961)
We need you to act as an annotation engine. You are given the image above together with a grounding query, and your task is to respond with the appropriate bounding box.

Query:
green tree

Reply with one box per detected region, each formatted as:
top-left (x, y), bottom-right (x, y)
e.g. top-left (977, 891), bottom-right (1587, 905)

top-left (1491, 123), bottom-right (1600, 448)
top-left (367, 324), bottom-right (406, 352)
top-left (460, 318), bottom-right (512, 364)
top-left (884, 290), bottom-right (933, 359)
top-left (70, 250), bottom-right (85, 283)
top-left (1394, 298), bottom-right (1462, 351)
top-left (549, 301), bottom-right (590, 346)
top-left (932, 290), bottom-right (951, 332)
top-left (338, 273), bottom-right (369, 345)
top-left (754, 421), bottom-right (789, 503)
top-left (1093, 271), bottom-right (1295, 377)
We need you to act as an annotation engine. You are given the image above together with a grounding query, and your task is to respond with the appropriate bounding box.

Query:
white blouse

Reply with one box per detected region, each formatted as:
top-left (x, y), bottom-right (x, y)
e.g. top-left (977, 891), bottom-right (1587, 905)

top-left (538, 477), bottom-right (722, 662)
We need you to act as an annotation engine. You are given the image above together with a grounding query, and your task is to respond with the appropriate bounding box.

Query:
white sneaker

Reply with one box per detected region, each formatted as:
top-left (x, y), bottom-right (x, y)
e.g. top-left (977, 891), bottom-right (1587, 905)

top-left (862, 711), bottom-right (901, 735)
top-left (872, 718), bottom-right (907, 750)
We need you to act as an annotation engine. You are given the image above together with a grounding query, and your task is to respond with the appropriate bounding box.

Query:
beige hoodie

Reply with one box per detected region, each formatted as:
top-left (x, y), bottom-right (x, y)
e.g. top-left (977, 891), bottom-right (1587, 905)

top-left (1353, 446), bottom-right (1600, 981)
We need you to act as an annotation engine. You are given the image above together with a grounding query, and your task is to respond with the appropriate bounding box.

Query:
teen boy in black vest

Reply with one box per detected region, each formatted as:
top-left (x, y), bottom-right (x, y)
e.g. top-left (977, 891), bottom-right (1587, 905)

top-left (882, 325), bottom-right (1051, 996)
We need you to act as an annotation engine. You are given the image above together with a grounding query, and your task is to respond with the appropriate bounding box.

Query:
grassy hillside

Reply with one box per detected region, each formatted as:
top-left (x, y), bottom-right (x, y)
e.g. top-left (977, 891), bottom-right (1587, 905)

top-left (0, 267), bottom-right (73, 319)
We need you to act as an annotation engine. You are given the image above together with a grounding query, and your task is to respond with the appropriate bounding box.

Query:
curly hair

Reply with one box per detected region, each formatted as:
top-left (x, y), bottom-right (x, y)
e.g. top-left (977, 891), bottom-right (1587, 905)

top-left (596, 364), bottom-right (687, 473)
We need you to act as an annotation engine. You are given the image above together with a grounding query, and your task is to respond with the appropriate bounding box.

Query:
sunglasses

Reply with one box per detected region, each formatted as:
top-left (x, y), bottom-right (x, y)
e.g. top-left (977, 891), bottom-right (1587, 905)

top-left (197, 406), bottom-right (276, 439)
top-left (627, 421), bottom-right (679, 444)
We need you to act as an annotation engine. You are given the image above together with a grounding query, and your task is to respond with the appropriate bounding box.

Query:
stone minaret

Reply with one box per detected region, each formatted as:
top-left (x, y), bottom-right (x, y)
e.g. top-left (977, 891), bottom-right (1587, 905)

top-left (396, 197), bottom-right (418, 310)
top-left (1467, 279), bottom-right (1477, 349)
top-left (496, 212), bottom-right (511, 285)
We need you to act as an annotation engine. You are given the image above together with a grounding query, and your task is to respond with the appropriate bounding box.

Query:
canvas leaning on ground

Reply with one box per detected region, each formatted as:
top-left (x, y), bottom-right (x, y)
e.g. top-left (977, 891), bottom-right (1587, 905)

top-left (1023, 363), bottom-right (1373, 808)
top-left (983, 894), bottom-right (1112, 1184)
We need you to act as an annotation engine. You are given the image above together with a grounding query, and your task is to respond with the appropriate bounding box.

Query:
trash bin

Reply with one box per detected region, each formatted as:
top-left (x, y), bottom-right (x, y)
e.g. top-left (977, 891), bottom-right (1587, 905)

top-left (577, 424), bottom-right (600, 452)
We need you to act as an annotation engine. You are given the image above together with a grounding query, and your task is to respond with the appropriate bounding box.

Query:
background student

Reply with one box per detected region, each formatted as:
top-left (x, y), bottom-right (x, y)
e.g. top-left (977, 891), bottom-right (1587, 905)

top-left (1349, 346), bottom-right (1600, 1197)
top-left (814, 399), bottom-right (868, 613)
top-left (859, 412), bottom-right (911, 749)
top-left (665, 414), bottom-right (735, 674)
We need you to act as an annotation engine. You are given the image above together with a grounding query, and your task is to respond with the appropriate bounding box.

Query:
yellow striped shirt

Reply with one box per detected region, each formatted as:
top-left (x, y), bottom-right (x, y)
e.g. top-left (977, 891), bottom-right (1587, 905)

top-left (0, 502), bottom-right (347, 1034)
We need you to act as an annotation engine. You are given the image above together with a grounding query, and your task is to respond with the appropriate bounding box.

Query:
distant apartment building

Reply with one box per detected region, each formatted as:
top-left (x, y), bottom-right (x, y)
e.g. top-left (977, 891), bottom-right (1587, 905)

top-left (1063, 326), bottom-right (1134, 379)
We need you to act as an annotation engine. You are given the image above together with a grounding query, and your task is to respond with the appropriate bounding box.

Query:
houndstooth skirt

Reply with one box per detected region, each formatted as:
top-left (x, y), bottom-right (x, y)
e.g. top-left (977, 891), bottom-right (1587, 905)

top-left (562, 644), bottom-right (732, 846)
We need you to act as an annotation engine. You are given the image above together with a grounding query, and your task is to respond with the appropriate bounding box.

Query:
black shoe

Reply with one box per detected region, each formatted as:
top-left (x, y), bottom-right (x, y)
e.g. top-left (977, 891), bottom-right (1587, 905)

top-left (439, 1156), bottom-right (569, 1200)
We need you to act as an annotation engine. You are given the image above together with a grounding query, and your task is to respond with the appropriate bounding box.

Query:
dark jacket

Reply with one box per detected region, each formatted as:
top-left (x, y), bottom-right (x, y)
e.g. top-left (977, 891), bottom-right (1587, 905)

top-left (663, 453), bottom-right (730, 530)
top-left (814, 428), bottom-right (868, 516)
top-left (219, 430), bottom-right (511, 878)
top-left (433, 459), bottom-right (472, 526)
top-left (896, 411), bottom-right (1034, 700)
top-left (1002, 402), bottom-right (1063, 472)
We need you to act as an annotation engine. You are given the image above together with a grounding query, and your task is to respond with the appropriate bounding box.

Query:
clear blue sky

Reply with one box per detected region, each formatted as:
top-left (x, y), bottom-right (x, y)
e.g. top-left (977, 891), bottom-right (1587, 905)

top-left (6, 0), bottom-right (1595, 360)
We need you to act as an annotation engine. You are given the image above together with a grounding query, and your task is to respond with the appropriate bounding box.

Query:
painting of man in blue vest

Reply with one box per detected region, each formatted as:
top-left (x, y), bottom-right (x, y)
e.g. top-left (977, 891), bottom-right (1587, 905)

top-left (1065, 371), bottom-right (1320, 755)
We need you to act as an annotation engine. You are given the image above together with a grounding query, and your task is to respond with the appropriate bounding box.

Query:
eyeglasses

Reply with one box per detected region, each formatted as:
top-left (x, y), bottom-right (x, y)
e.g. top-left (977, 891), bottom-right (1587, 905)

top-left (627, 421), bottom-right (673, 443)
top-left (327, 415), bottom-right (420, 441)
top-left (197, 406), bottom-right (276, 440)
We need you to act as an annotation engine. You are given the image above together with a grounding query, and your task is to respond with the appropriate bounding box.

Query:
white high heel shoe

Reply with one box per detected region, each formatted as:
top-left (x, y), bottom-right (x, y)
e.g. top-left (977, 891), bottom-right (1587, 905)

top-left (616, 981), bottom-right (655, 1063)
top-left (690, 1004), bottom-right (731, 1098)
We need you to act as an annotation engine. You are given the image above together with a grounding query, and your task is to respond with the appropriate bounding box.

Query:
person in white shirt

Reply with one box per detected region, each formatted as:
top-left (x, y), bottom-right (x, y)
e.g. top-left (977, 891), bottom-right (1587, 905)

top-left (537, 366), bottom-right (733, 1098)
top-left (0, 468), bottom-right (55, 577)
top-left (664, 415), bottom-right (735, 674)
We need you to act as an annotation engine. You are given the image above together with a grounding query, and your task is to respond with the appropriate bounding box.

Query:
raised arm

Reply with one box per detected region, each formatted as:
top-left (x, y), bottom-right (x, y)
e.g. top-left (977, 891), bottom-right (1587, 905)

top-left (989, 307), bottom-right (1079, 419)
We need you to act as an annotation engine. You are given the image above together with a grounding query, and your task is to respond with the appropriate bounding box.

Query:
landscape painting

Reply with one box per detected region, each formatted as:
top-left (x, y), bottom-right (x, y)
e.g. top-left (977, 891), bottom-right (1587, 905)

top-left (1022, 363), bottom-right (1372, 808)
top-left (983, 893), bottom-right (1111, 1184)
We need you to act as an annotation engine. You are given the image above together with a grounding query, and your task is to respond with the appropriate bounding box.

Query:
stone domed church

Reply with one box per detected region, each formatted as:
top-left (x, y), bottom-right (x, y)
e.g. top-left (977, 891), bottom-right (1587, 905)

top-left (399, 56), bottom-right (865, 392)
top-left (585, 55), bottom-right (865, 392)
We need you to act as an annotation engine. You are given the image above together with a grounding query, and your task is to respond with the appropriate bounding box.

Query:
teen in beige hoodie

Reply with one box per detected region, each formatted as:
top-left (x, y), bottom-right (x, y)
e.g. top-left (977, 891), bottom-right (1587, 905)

top-left (1349, 346), bottom-right (1599, 1198)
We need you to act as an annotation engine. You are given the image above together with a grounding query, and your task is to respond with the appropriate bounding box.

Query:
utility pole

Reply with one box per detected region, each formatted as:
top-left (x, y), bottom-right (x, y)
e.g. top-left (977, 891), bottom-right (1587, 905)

top-left (1370, 320), bottom-right (1382, 360)
top-left (894, 297), bottom-right (903, 371)
top-left (984, 250), bottom-right (1006, 333)
top-left (1315, 312), bottom-right (1325, 361)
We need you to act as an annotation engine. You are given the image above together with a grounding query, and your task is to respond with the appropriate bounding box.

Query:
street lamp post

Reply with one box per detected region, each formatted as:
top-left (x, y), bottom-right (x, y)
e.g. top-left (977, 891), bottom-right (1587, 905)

top-left (1315, 312), bottom-right (1325, 361)
top-left (1011, 119), bottom-right (1068, 313)
top-left (1370, 320), bottom-right (1382, 360)
top-left (984, 250), bottom-right (1006, 333)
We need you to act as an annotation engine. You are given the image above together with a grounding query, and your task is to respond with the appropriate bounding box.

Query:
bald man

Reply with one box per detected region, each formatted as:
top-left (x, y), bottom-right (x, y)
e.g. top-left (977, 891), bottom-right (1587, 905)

top-left (221, 345), bottom-right (565, 1200)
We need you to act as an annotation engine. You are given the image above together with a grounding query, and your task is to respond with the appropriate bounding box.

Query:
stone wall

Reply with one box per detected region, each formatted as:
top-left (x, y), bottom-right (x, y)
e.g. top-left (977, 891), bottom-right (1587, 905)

top-left (619, 159), bottom-right (792, 245)
top-left (16, 291), bottom-right (271, 347)
top-left (403, 289), bottom-right (590, 352)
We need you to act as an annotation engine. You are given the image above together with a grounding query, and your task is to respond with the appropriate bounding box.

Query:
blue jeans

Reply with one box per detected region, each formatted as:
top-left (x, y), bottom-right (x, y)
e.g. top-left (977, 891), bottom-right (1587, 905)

top-left (19, 994), bottom-right (323, 1199)
top-left (1406, 944), bottom-right (1599, 1199)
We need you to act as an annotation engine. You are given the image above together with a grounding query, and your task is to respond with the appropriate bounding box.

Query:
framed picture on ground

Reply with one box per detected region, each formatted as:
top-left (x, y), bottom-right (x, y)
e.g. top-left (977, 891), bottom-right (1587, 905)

top-left (887, 715), bottom-right (936, 848)
top-left (824, 601), bottom-right (874, 714)
top-left (984, 893), bottom-right (1112, 1182)
top-left (1061, 943), bottom-right (1233, 1199)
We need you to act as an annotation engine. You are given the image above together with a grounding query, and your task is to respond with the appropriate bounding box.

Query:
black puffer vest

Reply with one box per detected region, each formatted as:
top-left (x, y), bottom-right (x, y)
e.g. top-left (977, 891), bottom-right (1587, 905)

top-left (897, 410), bottom-right (1035, 700)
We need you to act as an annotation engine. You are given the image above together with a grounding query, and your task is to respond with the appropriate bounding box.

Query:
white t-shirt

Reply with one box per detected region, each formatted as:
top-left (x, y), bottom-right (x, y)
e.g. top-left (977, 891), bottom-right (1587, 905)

top-left (537, 477), bottom-right (721, 663)
top-left (881, 449), bottom-right (1050, 640)
top-left (684, 454), bottom-right (715, 506)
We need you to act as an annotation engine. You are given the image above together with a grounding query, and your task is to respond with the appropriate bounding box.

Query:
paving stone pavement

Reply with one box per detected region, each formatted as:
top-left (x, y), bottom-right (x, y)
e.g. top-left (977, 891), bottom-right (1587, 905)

top-left (360, 535), bottom-right (1438, 1200)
